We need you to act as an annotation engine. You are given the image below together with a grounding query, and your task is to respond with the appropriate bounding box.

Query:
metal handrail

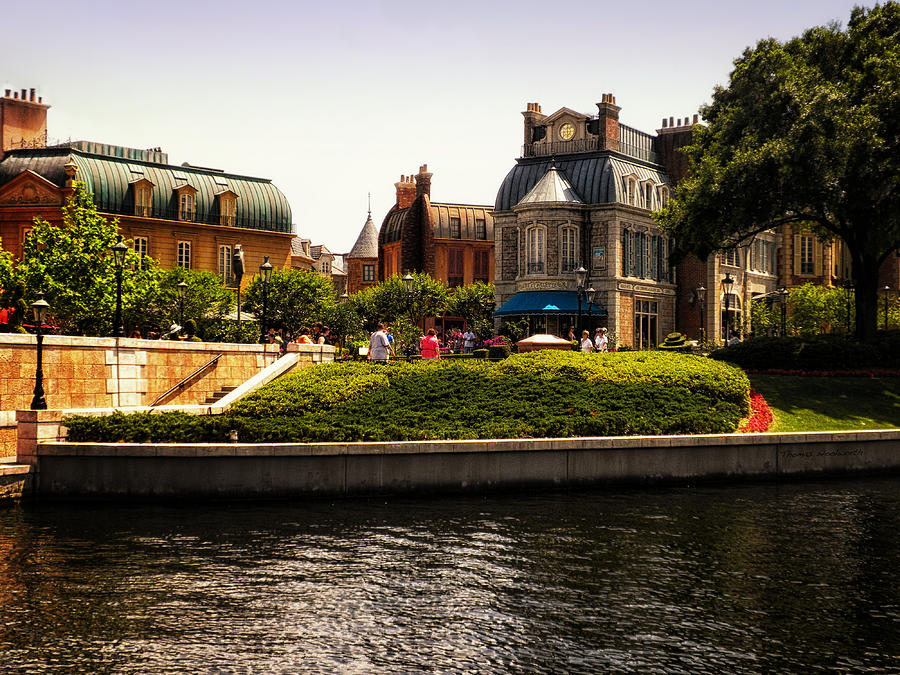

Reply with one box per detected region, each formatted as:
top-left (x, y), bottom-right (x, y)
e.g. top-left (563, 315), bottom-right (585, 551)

top-left (149, 353), bottom-right (223, 407)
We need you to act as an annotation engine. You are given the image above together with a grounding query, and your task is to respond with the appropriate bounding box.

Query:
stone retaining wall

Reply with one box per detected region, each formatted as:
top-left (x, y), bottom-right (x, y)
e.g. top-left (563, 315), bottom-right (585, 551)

top-left (25, 429), bottom-right (900, 500)
top-left (1, 336), bottom-right (334, 456)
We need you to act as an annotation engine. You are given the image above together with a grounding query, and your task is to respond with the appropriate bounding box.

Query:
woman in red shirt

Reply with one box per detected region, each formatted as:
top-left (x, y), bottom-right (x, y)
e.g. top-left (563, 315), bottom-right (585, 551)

top-left (419, 328), bottom-right (441, 359)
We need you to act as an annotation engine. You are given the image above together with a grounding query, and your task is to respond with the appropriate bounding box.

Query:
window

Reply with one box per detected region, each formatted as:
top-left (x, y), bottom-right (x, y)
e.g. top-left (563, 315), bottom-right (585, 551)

top-left (218, 245), bottom-right (232, 285)
top-left (475, 217), bottom-right (486, 240)
top-left (134, 236), bottom-right (149, 269)
top-left (643, 182), bottom-right (653, 209)
top-left (134, 185), bottom-right (152, 217)
top-left (658, 186), bottom-right (670, 209)
top-left (448, 248), bottom-right (464, 287)
top-left (800, 235), bottom-right (814, 275)
top-left (634, 299), bottom-right (658, 350)
top-left (219, 196), bottom-right (236, 227)
top-left (450, 216), bottom-right (461, 239)
top-left (363, 264), bottom-right (376, 282)
top-left (626, 177), bottom-right (637, 206)
top-left (527, 226), bottom-right (544, 274)
top-left (179, 193), bottom-right (194, 221)
top-left (177, 241), bottom-right (192, 269)
top-left (474, 250), bottom-right (490, 282)
top-left (560, 226), bottom-right (577, 272)
top-left (722, 249), bottom-right (738, 267)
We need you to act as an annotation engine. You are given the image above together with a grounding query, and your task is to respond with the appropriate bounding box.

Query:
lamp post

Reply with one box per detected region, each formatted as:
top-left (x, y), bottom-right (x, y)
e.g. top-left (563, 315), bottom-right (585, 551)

top-left (721, 273), bottom-right (734, 343)
top-left (176, 281), bottom-right (188, 328)
top-left (30, 293), bottom-right (50, 410)
top-left (402, 272), bottom-right (415, 357)
top-left (232, 244), bottom-right (245, 326)
top-left (112, 235), bottom-right (128, 338)
top-left (884, 285), bottom-right (892, 331)
top-left (843, 280), bottom-right (854, 334)
top-left (259, 256), bottom-right (273, 343)
top-left (777, 287), bottom-right (788, 337)
top-left (585, 287), bottom-right (596, 335)
top-left (574, 265), bottom-right (587, 337)
top-left (696, 284), bottom-right (706, 344)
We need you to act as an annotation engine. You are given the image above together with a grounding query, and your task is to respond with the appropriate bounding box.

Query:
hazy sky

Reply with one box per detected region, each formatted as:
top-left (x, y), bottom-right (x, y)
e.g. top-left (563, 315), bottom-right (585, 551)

top-left (3, 0), bottom-right (865, 254)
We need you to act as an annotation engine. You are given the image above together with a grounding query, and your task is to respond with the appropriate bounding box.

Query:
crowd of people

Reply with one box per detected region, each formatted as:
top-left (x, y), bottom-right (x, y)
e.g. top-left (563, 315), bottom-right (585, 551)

top-left (367, 324), bottom-right (480, 362)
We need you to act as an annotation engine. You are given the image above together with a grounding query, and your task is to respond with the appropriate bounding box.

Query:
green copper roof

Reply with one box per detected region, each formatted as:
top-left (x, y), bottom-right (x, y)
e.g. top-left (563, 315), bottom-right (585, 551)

top-left (0, 144), bottom-right (292, 233)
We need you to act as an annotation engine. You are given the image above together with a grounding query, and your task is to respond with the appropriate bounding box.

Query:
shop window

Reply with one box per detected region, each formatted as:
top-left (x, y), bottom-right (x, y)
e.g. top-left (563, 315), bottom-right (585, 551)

top-left (634, 299), bottom-right (658, 350)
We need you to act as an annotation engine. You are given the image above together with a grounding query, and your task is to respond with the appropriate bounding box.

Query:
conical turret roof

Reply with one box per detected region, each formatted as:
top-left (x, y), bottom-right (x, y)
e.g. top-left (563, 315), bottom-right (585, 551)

top-left (516, 164), bottom-right (583, 205)
top-left (347, 212), bottom-right (379, 258)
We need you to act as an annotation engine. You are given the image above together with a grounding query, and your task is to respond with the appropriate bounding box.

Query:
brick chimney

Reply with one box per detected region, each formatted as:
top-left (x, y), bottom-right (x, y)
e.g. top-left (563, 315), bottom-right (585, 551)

top-left (522, 101), bottom-right (546, 146)
top-left (415, 163), bottom-right (432, 200)
top-left (394, 174), bottom-right (417, 209)
top-left (596, 93), bottom-right (621, 152)
top-left (0, 86), bottom-right (50, 161)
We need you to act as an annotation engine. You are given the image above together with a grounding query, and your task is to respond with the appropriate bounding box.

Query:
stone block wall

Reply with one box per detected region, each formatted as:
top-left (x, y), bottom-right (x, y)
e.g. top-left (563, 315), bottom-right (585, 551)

top-left (0, 336), bottom-right (333, 456)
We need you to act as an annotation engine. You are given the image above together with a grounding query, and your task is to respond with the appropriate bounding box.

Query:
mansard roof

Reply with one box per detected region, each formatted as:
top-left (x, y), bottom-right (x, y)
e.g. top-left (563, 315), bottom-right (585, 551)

top-left (495, 153), bottom-right (670, 212)
top-left (381, 201), bottom-right (494, 244)
top-left (516, 164), bottom-right (582, 205)
top-left (0, 143), bottom-right (292, 232)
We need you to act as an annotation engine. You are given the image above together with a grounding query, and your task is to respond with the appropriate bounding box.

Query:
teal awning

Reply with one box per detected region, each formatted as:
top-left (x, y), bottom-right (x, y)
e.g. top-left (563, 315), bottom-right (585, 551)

top-left (493, 291), bottom-right (606, 317)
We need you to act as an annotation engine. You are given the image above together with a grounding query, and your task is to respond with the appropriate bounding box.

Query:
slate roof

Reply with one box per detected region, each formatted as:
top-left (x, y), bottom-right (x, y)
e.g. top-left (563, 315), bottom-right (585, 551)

top-left (0, 143), bottom-right (292, 232)
top-left (516, 164), bottom-right (582, 205)
top-left (381, 202), bottom-right (494, 244)
top-left (347, 213), bottom-right (379, 258)
top-left (495, 153), bottom-right (669, 212)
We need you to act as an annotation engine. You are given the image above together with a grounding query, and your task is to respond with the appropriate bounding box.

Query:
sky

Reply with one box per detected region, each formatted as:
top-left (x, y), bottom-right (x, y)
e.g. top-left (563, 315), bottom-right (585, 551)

top-left (2, 0), bottom-right (866, 255)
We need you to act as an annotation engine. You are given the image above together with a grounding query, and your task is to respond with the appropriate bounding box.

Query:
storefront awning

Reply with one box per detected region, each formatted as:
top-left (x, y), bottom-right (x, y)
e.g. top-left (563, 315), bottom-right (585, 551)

top-left (493, 291), bottom-right (607, 317)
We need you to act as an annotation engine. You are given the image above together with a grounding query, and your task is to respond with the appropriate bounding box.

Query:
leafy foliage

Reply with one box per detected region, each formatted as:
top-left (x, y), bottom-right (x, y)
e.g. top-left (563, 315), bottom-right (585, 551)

top-left (66, 351), bottom-right (751, 443)
top-left (710, 334), bottom-right (900, 371)
top-left (243, 267), bottom-right (336, 335)
top-left (445, 282), bottom-right (495, 338)
top-left (656, 3), bottom-right (900, 341)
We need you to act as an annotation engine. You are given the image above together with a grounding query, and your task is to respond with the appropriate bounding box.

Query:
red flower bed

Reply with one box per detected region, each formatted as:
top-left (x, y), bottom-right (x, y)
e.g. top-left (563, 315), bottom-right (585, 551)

top-left (741, 388), bottom-right (773, 433)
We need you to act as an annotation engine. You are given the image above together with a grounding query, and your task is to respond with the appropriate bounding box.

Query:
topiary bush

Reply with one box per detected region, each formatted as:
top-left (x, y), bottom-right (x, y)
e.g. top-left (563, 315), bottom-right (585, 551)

top-left (658, 332), bottom-right (691, 352)
top-left (65, 351), bottom-right (750, 443)
top-left (488, 344), bottom-right (511, 360)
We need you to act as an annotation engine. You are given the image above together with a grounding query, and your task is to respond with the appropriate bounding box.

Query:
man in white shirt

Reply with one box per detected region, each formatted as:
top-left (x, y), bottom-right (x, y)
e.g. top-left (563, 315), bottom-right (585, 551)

top-left (368, 323), bottom-right (395, 363)
top-left (462, 328), bottom-right (477, 353)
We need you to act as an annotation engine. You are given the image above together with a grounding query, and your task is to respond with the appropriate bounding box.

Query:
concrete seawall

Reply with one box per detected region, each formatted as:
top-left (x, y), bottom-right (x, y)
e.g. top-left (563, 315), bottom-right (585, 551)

top-left (28, 430), bottom-right (900, 500)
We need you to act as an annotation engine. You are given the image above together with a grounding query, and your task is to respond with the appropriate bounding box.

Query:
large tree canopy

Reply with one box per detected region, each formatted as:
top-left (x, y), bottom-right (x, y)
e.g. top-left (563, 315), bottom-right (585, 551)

top-left (657, 2), bottom-right (900, 341)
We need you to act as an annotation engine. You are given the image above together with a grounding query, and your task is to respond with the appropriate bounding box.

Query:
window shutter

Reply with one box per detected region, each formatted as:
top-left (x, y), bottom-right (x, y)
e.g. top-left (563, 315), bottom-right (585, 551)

top-left (793, 234), bottom-right (802, 275)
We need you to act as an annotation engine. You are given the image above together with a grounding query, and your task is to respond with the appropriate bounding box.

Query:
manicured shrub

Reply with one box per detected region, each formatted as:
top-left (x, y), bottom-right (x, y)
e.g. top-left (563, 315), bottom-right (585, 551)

top-left (658, 332), bottom-right (692, 352)
top-left (65, 351), bottom-right (750, 443)
top-left (710, 334), bottom-right (896, 371)
top-left (473, 349), bottom-right (489, 360)
top-left (488, 344), bottom-right (511, 360)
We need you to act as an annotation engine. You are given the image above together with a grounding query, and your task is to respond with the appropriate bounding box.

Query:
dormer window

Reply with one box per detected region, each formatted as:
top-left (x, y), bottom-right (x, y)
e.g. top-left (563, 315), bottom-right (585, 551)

top-left (658, 185), bottom-right (670, 209)
top-left (173, 184), bottom-right (197, 222)
top-left (625, 176), bottom-right (638, 206)
top-left (642, 181), bottom-right (654, 209)
top-left (215, 190), bottom-right (238, 227)
top-left (130, 178), bottom-right (154, 217)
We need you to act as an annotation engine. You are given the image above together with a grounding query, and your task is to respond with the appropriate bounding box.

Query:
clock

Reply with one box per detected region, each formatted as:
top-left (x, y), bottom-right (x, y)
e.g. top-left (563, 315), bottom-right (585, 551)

top-left (559, 123), bottom-right (575, 141)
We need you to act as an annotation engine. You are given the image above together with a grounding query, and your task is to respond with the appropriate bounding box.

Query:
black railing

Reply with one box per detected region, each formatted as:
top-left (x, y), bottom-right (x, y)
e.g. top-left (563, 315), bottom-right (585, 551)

top-left (522, 137), bottom-right (659, 163)
top-left (149, 353), bottom-right (223, 407)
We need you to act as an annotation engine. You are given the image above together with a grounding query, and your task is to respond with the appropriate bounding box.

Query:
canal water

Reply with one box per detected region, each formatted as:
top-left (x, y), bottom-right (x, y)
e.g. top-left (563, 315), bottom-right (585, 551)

top-left (2, 479), bottom-right (900, 674)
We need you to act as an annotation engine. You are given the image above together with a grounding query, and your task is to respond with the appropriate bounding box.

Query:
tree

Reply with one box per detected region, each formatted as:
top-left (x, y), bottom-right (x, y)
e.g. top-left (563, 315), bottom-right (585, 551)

top-left (350, 272), bottom-right (449, 333)
top-left (16, 183), bottom-right (154, 335)
top-left (656, 3), bottom-right (900, 342)
top-left (243, 267), bottom-right (336, 335)
top-left (446, 281), bottom-right (495, 338)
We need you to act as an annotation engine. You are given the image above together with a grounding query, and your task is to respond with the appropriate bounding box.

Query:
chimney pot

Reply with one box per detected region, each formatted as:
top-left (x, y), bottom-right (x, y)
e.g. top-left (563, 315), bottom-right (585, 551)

top-left (662, 118), bottom-right (668, 128)
top-left (29, 88), bottom-right (35, 101)
top-left (669, 116), bottom-right (674, 127)
top-left (38, 97), bottom-right (42, 104)
top-left (693, 114), bottom-right (699, 124)
top-left (20, 89), bottom-right (26, 100)
top-left (3, 89), bottom-right (9, 98)
top-left (13, 91), bottom-right (18, 99)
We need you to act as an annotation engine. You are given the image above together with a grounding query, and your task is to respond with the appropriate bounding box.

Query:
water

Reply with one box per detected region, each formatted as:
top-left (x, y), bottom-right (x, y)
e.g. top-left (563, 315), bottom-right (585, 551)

top-left (2, 479), bottom-right (900, 674)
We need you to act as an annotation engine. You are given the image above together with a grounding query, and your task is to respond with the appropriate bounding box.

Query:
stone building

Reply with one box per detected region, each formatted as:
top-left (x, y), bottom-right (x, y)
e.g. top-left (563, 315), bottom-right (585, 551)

top-left (493, 96), bottom-right (680, 346)
top-left (344, 210), bottom-right (379, 294)
top-left (0, 88), bottom-right (294, 288)
top-left (378, 164), bottom-right (494, 288)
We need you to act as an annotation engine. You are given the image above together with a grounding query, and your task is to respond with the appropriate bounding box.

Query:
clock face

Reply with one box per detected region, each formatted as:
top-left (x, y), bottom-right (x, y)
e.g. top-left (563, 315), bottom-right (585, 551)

top-left (559, 123), bottom-right (575, 141)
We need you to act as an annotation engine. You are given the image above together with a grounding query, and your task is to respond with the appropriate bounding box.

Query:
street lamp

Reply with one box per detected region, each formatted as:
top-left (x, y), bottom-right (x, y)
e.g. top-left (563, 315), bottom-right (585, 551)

top-left (777, 286), bottom-right (788, 337)
top-left (176, 280), bottom-right (188, 328)
top-left (401, 272), bottom-right (415, 356)
top-left (884, 285), bottom-right (891, 331)
top-left (585, 286), bottom-right (596, 335)
top-left (721, 273), bottom-right (734, 343)
top-left (112, 235), bottom-right (128, 338)
top-left (233, 244), bottom-right (245, 326)
top-left (259, 256), bottom-right (273, 343)
top-left (696, 284), bottom-right (706, 343)
top-left (574, 265), bottom-right (588, 337)
top-left (30, 293), bottom-right (50, 410)
top-left (843, 279), bottom-right (854, 334)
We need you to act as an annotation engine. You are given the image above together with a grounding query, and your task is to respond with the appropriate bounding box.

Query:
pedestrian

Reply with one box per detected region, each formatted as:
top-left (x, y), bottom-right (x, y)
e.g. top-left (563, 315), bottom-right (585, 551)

top-left (368, 322), bottom-right (395, 363)
top-left (296, 327), bottom-right (313, 344)
top-left (420, 328), bottom-right (441, 359)
top-left (580, 329), bottom-right (594, 352)
top-left (594, 327), bottom-right (609, 352)
top-left (462, 327), bottom-right (477, 353)
top-left (317, 326), bottom-right (331, 345)
top-left (567, 326), bottom-right (576, 342)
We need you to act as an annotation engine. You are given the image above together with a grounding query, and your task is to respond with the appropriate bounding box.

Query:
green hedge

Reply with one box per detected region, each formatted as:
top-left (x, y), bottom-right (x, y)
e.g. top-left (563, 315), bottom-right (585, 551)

top-left (65, 352), bottom-right (750, 443)
top-left (710, 333), bottom-right (900, 371)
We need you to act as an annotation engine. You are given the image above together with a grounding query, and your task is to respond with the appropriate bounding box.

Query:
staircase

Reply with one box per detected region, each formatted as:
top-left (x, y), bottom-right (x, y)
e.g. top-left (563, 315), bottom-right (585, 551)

top-left (203, 386), bottom-right (237, 405)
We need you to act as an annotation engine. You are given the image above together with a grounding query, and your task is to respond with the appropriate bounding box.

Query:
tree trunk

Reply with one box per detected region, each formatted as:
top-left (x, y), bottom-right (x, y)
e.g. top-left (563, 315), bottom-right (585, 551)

top-left (853, 254), bottom-right (881, 343)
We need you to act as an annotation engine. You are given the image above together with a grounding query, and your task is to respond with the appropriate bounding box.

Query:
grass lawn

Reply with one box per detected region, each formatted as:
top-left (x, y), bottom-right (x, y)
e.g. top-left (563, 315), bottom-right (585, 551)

top-left (748, 374), bottom-right (900, 432)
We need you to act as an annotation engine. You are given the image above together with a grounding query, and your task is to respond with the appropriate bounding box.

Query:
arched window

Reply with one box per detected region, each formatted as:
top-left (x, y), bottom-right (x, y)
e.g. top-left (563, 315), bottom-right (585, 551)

top-left (526, 226), bottom-right (545, 274)
top-left (560, 226), bottom-right (578, 272)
